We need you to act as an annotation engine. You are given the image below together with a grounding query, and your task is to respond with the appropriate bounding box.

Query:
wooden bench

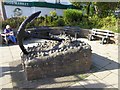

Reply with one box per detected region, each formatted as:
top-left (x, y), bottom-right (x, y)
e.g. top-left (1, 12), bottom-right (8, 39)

top-left (0, 33), bottom-right (9, 45)
top-left (88, 29), bottom-right (114, 44)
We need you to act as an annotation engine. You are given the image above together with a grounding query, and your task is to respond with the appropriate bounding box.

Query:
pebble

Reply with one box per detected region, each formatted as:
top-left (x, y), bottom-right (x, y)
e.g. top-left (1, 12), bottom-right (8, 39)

top-left (41, 52), bottom-right (44, 56)
top-left (24, 34), bottom-right (90, 59)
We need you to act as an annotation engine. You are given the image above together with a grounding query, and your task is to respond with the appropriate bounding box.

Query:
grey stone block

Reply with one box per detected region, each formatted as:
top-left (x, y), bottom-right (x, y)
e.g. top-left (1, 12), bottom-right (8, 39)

top-left (21, 35), bottom-right (92, 80)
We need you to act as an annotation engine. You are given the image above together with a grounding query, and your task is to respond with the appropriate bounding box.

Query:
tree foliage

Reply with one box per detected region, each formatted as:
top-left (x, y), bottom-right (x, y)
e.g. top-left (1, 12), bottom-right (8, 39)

top-left (70, 1), bottom-right (119, 17)
top-left (63, 9), bottom-right (83, 25)
top-left (95, 2), bottom-right (119, 17)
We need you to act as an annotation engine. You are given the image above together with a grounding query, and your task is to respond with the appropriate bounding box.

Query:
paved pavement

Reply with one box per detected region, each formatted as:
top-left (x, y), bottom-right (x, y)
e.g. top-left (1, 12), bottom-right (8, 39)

top-left (0, 38), bottom-right (119, 89)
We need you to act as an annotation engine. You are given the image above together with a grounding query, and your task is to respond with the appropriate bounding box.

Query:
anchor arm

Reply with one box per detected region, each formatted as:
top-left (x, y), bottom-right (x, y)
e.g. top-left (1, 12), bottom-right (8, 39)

top-left (17, 11), bottom-right (41, 54)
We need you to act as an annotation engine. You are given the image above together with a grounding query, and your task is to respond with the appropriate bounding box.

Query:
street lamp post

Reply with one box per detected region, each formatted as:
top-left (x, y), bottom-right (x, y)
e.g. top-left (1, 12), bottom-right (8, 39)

top-left (0, 0), bottom-right (7, 20)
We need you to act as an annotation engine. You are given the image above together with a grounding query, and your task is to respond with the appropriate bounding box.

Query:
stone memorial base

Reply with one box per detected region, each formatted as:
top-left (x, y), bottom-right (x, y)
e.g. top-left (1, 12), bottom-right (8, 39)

top-left (21, 35), bottom-right (92, 80)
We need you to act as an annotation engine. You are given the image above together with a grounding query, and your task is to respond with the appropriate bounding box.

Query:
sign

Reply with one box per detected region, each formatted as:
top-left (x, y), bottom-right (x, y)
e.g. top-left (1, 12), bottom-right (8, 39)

top-left (4, 1), bottom-right (30, 6)
top-left (14, 8), bottom-right (22, 16)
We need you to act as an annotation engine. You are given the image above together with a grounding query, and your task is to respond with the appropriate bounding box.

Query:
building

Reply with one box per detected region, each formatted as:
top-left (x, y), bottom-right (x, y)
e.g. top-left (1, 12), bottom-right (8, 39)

top-left (115, 10), bottom-right (120, 18)
top-left (2, 0), bottom-right (76, 18)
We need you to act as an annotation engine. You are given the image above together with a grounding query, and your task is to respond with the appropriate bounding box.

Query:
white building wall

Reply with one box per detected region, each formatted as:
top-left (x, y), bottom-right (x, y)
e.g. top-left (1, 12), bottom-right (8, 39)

top-left (5, 5), bottom-right (32, 18)
top-left (56, 9), bottom-right (63, 16)
top-left (5, 5), bottom-right (64, 18)
top-left (33, 7), bottom-right (64, 16)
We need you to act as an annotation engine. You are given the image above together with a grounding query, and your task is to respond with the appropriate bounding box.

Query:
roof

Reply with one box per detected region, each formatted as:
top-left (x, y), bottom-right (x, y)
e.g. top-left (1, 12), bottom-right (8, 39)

top-left (4, 1), bottom-right (77, 9)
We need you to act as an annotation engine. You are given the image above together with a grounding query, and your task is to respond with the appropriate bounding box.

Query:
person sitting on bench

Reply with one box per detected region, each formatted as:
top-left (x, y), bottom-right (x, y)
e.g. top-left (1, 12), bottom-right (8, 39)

top-left (3, 25), bottom-right (17, 44)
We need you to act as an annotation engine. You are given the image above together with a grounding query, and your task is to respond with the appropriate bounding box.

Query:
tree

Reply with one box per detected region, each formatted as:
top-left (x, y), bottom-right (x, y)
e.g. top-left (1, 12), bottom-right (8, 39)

top-left (69, 1), bottom-right (119, 17)
top-left (95, 2), bottom-right (119, 17)
top-left (69, 1), bottom-right (95, 16)
top-left (70, 2), bottom-right (81, 8)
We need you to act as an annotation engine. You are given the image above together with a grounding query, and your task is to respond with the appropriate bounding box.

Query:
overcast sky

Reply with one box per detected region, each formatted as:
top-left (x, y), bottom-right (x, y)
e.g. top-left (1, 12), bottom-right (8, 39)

top-left (45, 0), bottom-right (71, 4)
top-left (16, 0), bottom-right (71, 5)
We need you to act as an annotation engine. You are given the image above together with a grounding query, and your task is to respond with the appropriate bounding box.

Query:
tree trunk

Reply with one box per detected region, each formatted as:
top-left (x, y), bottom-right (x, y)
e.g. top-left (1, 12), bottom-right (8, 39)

top-left (86, 2), bottom-right (91, 16)
top-left (94, 5), bottom-right (98, 14)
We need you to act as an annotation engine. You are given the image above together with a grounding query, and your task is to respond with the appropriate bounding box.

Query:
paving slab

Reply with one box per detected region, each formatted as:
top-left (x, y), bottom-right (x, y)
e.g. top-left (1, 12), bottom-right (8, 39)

top-left (0, 57), bottom-right (13, 64)
top-left (69, 83), bottom-right (84, 88)
top-left (9, 45), bottom-right (21, 61)
top-left (70, 74), bottom-right (114, 88)
top-left (112, 84), bottom-right (118, 88)
top-left (102, 73), bottom-right (118, 88)
top-left (1, 82), bottom-right (13, 88)
top-left (109, 69), bottom-right (119, 76)
top-left (0, 51), bottom-right (12, 59)
top-left (84, 74), bottom-right (114, 88)
top-left (1, 63), bottom-right (11, 74)
top-left (92, 53), bottom-right (112, 68)
top-left (75, 79), bottom-right (113, 88)
top-left (0, 63), bottom-right (12, 86)
top-left (103, 62), bottom-right (119, 70)
top-left (92, 69), bottom-right (112, 80)
top-left (0, 73), bottom-right (12, 86)
top-left (0, 65), bottom-right (2, 89)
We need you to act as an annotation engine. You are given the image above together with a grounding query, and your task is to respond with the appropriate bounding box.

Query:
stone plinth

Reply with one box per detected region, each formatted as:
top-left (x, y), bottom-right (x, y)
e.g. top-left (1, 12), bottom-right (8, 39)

top-left (21, 35), bottom-right (92, 80)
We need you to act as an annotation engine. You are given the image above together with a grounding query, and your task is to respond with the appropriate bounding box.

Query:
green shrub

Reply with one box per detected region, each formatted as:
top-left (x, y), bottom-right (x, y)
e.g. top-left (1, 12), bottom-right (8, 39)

top-left (2, 11), bottom-right (118, 33)
top-left (100, 15), bottom-right (118, 32)
top-left (78, 15), bottom-right (101, 29)
top-left (2, 17), bottom-right (26, 29)
top-left (78, 14), bottom-right (118, 33)
top-left (50, 10), bottom-right (57, 17)
top-left (63, 9), bottom-right (83, 25)
top-left (101, 16), bottom-right (116, 27)
top-left (2, 16), bottom-right (47, 29)
top-left (88, 15), bottom-right (102, 28)
top-left (52, 18), bottom-right (65, 26)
